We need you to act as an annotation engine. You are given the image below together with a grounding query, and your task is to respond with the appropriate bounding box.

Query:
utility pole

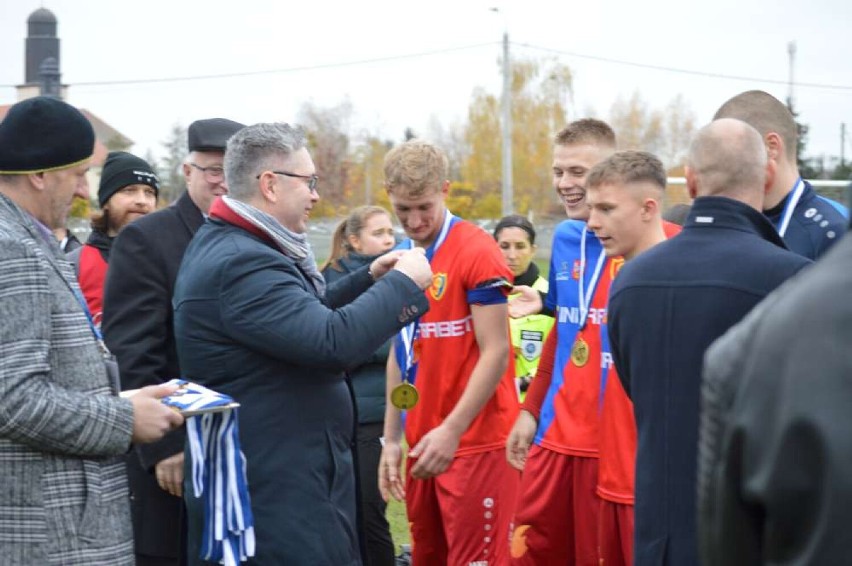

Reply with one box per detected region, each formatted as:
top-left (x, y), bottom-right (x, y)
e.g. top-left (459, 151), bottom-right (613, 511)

top-left (786, 41), bottom-right (796, 110)
top-left (501, 30), bottom-right (513, 216)
top-left (841, 123), bottom-right (846, 170)
top-left (365, 143), bottom-right (372, 205)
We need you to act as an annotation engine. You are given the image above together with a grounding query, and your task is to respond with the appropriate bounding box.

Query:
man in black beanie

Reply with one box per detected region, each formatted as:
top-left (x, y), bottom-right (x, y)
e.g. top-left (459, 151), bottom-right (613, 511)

top-left (68, 151), bottom-right (159, 326)
top-left (102, 117), bottom-right (244, 566)
top-left (0, 97), bottom-right (183, 564)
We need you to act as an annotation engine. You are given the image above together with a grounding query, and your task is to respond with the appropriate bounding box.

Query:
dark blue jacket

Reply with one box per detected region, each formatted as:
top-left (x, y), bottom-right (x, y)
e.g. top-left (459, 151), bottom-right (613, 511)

top-left (764, 180), bottom-right (847, 259)
top-left (608, 196), bottom-right (811, 566)
top-left (322, 252), bottom-right (389, 425)
top-left (173, 219), bottom-right (428, 565)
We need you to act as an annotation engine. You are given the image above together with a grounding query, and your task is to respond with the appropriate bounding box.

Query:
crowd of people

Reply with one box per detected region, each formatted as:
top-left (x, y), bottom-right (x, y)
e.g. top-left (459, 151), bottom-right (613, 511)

top-left (0, 88), bottom-right (850, 566)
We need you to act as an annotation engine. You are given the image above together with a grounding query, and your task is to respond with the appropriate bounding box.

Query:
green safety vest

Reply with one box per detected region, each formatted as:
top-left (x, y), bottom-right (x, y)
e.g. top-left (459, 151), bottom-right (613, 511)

top-left (508, 275), bottom-right (554, 386)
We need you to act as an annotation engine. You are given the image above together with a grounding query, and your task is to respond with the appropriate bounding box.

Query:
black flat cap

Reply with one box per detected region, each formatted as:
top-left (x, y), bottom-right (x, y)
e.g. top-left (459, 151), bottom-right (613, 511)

top-left (187, 118), bottom-right (245, 152)
top-left (0, 96), bottom-right (95, 174)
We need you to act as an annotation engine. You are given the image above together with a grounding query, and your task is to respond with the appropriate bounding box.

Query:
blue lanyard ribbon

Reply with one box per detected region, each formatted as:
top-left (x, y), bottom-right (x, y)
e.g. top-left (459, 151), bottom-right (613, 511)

top-left (71, 288), bottom-right (108, 349)
top-left (399, 209), bottom-right (458, 384)
top-left (578, 227), bottom-right (606, 331)
top-left (776, 178), bottom-right (805, 238)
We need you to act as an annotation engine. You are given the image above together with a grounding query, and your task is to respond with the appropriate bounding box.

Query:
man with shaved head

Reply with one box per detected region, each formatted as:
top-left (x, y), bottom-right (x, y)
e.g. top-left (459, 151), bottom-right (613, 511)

top-left (714, 90), bottom-right (847, 258)
top-left (606, 118), bottom-right (811, 565)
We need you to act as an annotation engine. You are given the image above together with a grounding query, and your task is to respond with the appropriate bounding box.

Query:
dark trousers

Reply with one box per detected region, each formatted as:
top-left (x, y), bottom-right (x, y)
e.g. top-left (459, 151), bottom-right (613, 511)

top-left (357, 422), bottom-right (395, 566)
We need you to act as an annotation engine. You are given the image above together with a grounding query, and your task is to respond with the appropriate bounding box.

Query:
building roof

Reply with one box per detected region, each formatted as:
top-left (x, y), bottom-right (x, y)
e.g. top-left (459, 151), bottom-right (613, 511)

top-left (28, 8), bottom-right (57, 25)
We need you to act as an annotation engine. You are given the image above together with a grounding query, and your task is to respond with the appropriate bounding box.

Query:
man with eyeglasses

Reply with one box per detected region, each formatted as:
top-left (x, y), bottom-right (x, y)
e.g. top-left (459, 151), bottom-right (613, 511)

top-left (103, 118), bottom-right (244, 566)
top-left (173, 122), bottom-right (432, 564)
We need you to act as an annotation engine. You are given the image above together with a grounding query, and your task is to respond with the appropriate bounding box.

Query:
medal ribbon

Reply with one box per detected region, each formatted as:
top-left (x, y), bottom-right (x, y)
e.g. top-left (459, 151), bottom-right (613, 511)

top-left (776, 178), bottom-right (805, 238)
top-left (399, 208), bottom-right (458, 384)
top-left (577, 226), bottom-right (606, 331)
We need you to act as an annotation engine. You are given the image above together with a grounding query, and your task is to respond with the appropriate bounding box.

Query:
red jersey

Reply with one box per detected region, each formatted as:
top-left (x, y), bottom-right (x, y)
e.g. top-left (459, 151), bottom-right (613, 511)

top-left (597, 221), bottom-right (682, 504)
top-left (403, 220), bottom-right (519, 456)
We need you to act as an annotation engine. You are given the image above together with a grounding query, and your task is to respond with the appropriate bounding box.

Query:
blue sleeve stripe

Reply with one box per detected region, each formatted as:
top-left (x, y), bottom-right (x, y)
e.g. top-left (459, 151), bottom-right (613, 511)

top-left (467, 287), bottom-right (508, 305)
top-left (816, 194), bottom-right (849, 218)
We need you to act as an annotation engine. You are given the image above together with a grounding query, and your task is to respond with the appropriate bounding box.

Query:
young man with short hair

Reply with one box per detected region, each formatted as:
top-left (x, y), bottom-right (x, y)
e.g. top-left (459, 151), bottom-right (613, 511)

top-left (379, 140), bottom-right (520, 565)
top-left (714, 90), bottom-right (847, 259)
top-left (585, 150), bottom-right (679, 565)
top-left (506, 119), bottom-right (617, 565)
top-left (608, 119), bottom-right (811, 566)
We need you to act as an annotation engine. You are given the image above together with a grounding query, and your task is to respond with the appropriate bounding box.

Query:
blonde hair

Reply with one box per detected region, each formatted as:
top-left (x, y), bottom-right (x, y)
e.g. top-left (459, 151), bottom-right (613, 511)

top-left (383, 140), bottom-right (448, 198)
top-left (554, 119), bottom-right (617, 149)
top-left (321, 205), bottom-right (392, 272)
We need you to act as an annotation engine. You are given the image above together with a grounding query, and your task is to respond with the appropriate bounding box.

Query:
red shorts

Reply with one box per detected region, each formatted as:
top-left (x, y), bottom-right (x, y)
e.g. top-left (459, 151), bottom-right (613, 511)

top-left (510, 446), bottom-right (599, 566)
top-left (406, 448), bottom-right (520, 566)
top-left (597, 499), bottom-right (634, 566)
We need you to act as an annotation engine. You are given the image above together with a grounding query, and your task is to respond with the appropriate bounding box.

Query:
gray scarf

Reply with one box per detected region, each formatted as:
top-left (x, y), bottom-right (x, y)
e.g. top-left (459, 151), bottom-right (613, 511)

top-left (220, 195), bottom-right (326, 296)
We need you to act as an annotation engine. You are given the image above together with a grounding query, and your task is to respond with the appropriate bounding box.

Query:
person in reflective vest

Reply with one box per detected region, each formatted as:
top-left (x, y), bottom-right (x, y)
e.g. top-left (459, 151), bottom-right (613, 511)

top-left (493, 214), bottom-right (554, 398)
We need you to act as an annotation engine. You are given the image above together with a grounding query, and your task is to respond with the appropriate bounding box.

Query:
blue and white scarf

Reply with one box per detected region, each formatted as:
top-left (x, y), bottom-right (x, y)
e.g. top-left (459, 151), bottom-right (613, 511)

top-left (163, 379), bottom-right (255, 565)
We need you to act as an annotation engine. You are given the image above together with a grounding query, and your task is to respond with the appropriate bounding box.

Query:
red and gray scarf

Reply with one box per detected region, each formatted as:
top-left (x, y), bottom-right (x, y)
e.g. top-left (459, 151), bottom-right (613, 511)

top-left (210, 196), bottom-right (325, 295)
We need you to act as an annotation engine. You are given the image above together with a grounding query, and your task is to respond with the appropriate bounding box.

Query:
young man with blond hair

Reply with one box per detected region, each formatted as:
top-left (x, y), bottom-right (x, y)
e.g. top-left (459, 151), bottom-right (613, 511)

top-left (379, 140), bottom-right (520, 565)
top-left (506, 119), bottom-right (617, 565)
top-left (585, 150), bottom-right (679, 565)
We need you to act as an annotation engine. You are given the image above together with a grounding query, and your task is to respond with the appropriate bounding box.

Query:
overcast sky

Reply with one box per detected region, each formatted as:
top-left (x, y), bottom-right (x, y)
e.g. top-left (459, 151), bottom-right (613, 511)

top-left (1, 0), bottom-right (850, 167)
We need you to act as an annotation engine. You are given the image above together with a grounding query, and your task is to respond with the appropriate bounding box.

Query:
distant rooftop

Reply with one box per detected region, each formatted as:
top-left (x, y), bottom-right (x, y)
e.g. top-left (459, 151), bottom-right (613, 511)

top-left (27, 8), bottom-right (57, 25)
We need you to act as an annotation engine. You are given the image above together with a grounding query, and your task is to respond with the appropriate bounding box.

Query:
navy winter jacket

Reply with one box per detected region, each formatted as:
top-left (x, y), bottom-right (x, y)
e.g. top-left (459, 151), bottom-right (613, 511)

top-left (608, 196), bottom-right (811, 566)
top-left (322, 252), bottom-right (390, 425)
top-left (173, 219), bottom-right (428, 565)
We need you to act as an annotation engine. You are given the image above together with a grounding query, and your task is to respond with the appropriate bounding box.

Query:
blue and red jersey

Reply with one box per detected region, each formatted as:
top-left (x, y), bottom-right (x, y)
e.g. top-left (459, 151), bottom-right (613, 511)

top-left (529, 220), bottom-right (613, 456)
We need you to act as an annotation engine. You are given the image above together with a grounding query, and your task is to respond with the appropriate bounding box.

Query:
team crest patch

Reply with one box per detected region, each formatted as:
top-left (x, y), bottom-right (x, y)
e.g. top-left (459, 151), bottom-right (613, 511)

top-left (429, 272), bottom-right (448, 300)
top-left (520, 330), bottom-right (543, 362)
top-left (572, 259), bottom-right (581, 280)
top-left (610, 257), bottom-right (625, 279)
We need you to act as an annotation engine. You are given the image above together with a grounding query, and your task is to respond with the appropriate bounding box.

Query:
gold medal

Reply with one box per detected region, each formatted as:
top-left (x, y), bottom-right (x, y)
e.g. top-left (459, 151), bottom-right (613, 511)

top-left (391, 381), bottom-right (419, 410)
top-left (570, 337), bottom-right (590, 368)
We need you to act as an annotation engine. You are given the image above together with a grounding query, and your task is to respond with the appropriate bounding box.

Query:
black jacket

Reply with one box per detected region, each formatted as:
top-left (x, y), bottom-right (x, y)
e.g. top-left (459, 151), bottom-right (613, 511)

top-left (608, 196), bottom-right (811, 566)
top-left (174, 219), bottom-right (428, 564)
top-left (699, 231), bottom-right (852, 565)
top-left (102, 191), bottom-right (203, 559)
top-left (322, 252), bottom-right (390, 425)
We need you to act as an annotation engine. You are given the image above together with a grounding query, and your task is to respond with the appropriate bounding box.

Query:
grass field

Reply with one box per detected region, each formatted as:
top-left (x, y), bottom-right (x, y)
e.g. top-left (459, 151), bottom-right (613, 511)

top-left (388, 495), bottom-right (411, 553)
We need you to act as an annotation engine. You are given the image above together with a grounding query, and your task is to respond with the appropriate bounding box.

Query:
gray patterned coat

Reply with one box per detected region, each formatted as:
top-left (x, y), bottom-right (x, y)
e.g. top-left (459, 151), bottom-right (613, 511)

top-left (0, 194), bottom-right (136, 565)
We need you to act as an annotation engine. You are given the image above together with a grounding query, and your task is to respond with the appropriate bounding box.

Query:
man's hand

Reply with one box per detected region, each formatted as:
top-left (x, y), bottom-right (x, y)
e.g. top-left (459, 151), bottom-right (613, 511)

top-left (508, 285), bottom-right (543, 318)
top-left (506, 410), bottom-right (537, 471)
top-left (379, 440), bottom-right (406, 502)
top-left (409, 423), bottom-right (461, 479)
top-left (369, 250), bottom-right (405, 279)
top-left (155, 452), bottom-right (184, 497)
top-left (393, 248), bottom-right (433, 290)
top-left (130, 383), bottom-right (184, 444)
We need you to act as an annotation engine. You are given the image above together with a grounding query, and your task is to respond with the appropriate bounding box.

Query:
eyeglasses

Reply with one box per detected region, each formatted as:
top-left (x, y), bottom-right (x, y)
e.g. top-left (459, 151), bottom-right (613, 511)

top-left (257, 170), bottom-right (319, 192)
top-left (190, 163), bottom-right (225, 182)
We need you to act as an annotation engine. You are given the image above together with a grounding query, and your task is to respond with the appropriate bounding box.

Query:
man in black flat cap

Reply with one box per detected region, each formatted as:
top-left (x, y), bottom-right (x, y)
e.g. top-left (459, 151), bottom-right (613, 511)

top-left (0, 96), bottom-right (183, 565)
top-left (103, 118), bottom-right (244, 566)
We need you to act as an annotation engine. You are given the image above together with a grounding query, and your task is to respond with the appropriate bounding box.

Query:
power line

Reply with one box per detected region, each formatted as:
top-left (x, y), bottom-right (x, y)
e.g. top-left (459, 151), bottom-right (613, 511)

top-left (0, 42), bottom-right (496, 88)
top-left (3, 39), bottom-right (851, 93)
top-left (517, 41), bottom-right (852, 92)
